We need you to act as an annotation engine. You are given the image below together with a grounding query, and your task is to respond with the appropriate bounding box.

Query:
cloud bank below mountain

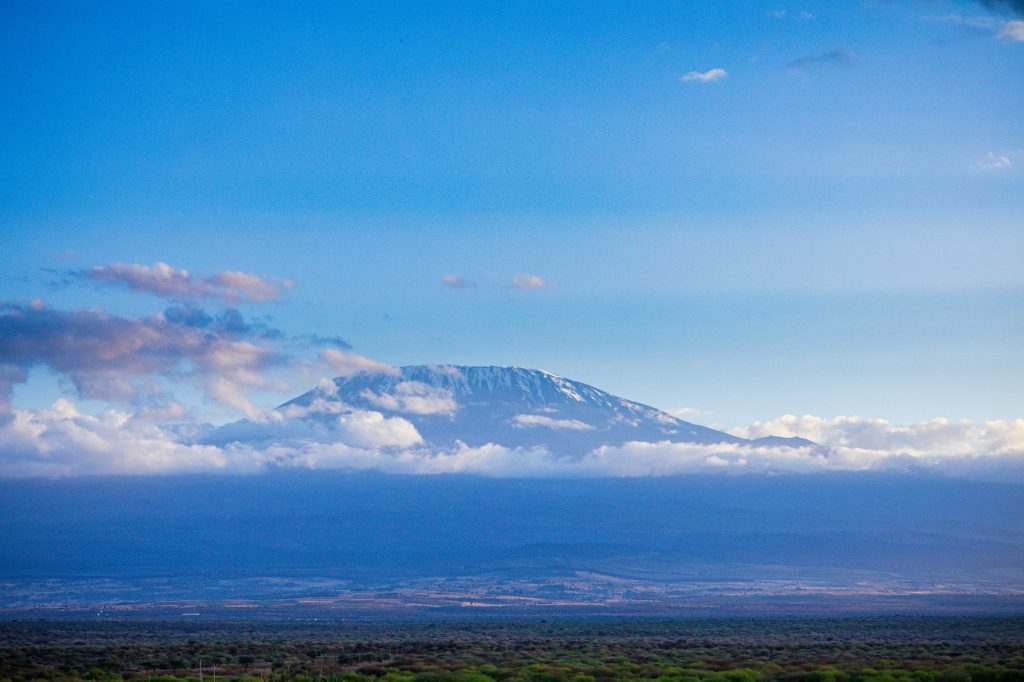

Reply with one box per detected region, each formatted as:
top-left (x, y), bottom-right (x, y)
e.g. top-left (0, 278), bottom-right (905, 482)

top-left (1, 397), bottom-right (1021, 480)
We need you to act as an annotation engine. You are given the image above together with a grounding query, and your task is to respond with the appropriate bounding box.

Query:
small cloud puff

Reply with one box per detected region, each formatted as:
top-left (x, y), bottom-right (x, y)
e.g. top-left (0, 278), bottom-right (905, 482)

top-left (973, 153), bottom-right (1012, 170)
top-left (681, 68), bottom-right (728, 83)
top-left (442, 275), bottom-right (474, 289)
top-left (512, 273), bottom-right (548, 290)
top-left (334, 410), bottom-right (423, 449)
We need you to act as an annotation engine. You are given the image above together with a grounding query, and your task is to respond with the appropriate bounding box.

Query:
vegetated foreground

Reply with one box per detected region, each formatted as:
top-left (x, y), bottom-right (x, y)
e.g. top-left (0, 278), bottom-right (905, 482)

top-left (1, 617), bottom-right (1022, 682)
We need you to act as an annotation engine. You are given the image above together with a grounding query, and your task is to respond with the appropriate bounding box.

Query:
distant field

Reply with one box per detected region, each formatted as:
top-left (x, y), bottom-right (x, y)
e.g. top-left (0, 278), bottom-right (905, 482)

top-left (2, 617), bottom-right (1022, 682)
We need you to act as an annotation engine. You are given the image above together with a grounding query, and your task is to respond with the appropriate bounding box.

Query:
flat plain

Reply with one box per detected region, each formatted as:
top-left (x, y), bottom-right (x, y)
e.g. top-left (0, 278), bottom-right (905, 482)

top-left (2, 617), bottom-right (1022, 682)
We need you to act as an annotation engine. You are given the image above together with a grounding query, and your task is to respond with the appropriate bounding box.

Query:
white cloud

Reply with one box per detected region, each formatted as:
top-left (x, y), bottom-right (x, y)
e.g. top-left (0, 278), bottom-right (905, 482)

top-left (0, 400), bottom-right (256, 478)
top-left (513, 414), bottom-right (594, 431)
top-left (681, 68), bottom-right (728, 83)
top-left (998, 19), bottom-right (1024, 41)
top-left (319, 349), bottom-right (399, 377)
top-left (730, 414), bottom-right (1024, 459)
top-left (360, 381), bottom-right (458, 416)
top-left (0, 400), bottom-right (425, 477)
top-left (316, 377), bottom-right (339, 395)
top-left (512, 273), bottom-right (547, 290)
top-left (334, 410), bottom-right (423, 448)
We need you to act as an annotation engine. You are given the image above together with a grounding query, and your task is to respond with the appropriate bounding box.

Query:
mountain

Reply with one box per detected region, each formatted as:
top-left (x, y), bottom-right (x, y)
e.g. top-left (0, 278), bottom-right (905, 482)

top-left (210, 365), bottom-right (800, 456)
top-left (7, 372), bottom-right (1023, 615)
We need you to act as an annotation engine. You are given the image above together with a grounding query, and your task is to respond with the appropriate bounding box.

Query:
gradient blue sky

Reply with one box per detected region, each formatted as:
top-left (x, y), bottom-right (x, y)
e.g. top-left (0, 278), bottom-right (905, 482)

top-left (2, 0), bottom-right (1022, 428)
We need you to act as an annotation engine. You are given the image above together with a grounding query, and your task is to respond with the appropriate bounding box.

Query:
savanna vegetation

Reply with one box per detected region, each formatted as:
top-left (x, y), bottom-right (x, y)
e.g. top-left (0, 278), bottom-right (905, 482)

top-left (1, 618), bottom-right (1021, 682)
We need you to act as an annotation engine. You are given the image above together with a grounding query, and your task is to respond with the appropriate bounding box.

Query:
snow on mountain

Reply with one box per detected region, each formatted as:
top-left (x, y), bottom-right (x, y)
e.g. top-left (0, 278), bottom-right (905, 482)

top-left (210, 365), bottom-right (806, 457)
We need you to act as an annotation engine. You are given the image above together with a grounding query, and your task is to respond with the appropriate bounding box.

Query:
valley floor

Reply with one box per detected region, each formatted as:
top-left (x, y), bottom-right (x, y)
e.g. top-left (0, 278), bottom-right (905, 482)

top-left (3, 572), bottom-right (1024, 621)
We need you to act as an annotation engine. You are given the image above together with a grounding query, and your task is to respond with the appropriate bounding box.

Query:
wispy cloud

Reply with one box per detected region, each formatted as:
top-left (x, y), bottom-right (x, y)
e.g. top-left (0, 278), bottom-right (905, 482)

top-left (513, 414), bottom-right (594, 431)
top-left (974, 0), bottom-right (1024, 17)
top-left (924, 11), bottom-right (1024, 41)
top-left (667, 406), bottom-right (711, 420)
top-left (768, 9), bottom-right (814, 21)
top-left (440, 273), bottom-right (549, 292)
top-left (924, 13), bottom-right (999, 29)
top-left (512, 273), bottom-right (548, 290)
top-left (786, 48), bottom-right (854, 72)
top-left (79, 262), bottom-right (292, 304)
top-left (681, 68), bottom-right (728, 83)
top-left (291, 333), bottom-right (352, 349)
top-left (319, 349), bottom-right (399, 378)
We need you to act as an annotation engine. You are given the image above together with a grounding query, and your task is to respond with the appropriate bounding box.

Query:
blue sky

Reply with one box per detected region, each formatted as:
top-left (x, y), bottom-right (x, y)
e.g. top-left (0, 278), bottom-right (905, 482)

top-left (1, 0), bottom-right (1022, 437)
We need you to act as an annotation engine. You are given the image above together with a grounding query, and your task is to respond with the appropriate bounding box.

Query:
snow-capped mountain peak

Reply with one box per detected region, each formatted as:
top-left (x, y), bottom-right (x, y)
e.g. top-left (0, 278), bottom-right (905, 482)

top-left (208, 364), bottom-right (821, 461)
top-left (203, 365), bottom-right (763, 455)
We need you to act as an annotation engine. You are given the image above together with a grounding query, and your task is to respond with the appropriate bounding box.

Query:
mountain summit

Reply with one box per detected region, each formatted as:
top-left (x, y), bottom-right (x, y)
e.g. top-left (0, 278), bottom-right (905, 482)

top-left (211, 365), bottom-right (812, 456)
